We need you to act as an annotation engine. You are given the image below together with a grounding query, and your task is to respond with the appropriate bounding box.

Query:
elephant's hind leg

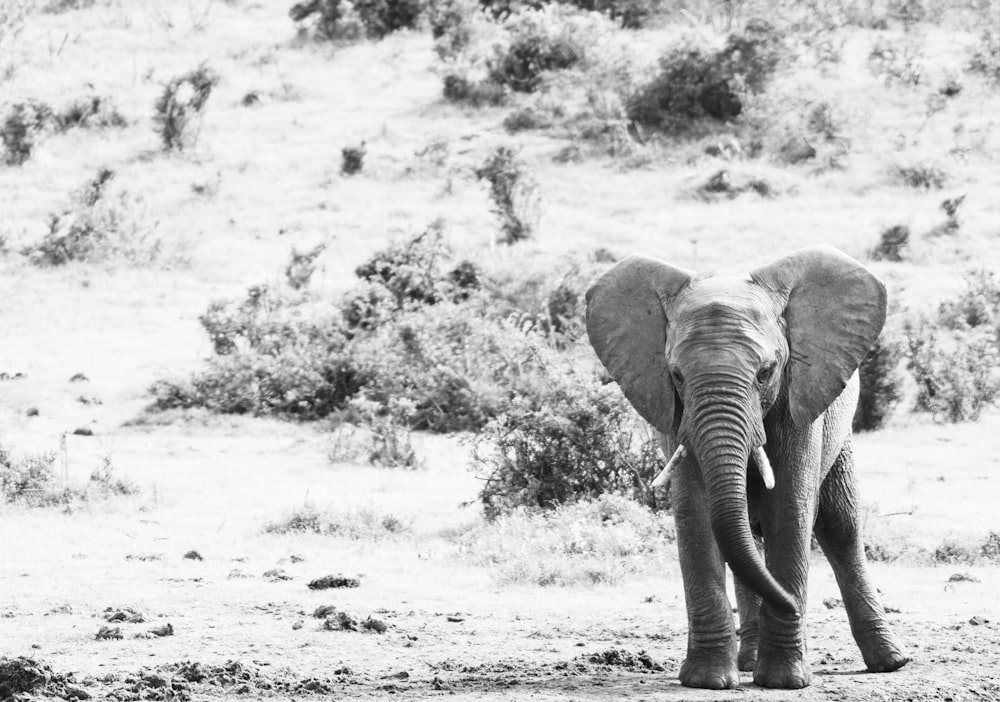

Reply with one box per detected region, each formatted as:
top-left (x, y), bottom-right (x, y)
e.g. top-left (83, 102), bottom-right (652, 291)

top-left (814, 440), bottom-right (909, 673)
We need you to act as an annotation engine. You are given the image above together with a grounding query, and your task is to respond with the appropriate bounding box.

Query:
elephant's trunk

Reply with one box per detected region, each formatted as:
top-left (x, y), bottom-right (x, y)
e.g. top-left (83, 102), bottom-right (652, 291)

top-left (682, 383), bottom-right (799, 617)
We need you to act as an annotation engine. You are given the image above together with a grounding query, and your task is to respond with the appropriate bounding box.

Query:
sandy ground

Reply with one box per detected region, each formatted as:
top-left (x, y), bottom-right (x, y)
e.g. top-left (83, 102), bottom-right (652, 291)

top-left (0, 416), bottom-right (999, 701)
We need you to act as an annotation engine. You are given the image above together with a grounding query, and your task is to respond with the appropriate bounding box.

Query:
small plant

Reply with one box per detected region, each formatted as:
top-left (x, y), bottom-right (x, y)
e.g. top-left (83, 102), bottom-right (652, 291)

top-left (153, 65), bottom-right (220, 152)
top-left (264, 505), bottom-right (411, 538)
top-left (285, 243), bottom-right (326, 290)
top-left (867, 37), bottom-right (923, 87)
top-left (475, 146), bottom-right (541, 244)
top-left (853, 333), bottom-right (903, 431)
top-left (869, 225), bottom-right (910, 262)
top-left (351, 398), bottom-right (423, 469)
top-left (53, 95), bottom-right (128, 131)
top-left (1, 101), bottom-right (53, 166)
top-left (893, 163), bottom-right (945, 190)
top-left (341, 143), bottom-right (365, 175)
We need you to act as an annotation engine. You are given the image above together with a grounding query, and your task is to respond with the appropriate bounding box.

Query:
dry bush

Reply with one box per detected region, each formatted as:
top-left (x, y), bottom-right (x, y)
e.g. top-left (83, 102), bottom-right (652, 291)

top-left (626, 20), bottom-right (784, 135)
top-left (472, 365), bottom-right (664, 518)
top-left (904, 319), bottom-right (1000, 423)
top-left (53, 95), bottom-right (128, 131)
top-left (1, 447), bottom-right (136, 506)
top-left (475, 146), bottom-right (541, 244)
top-left (153, 65), bottom-right (220, 152)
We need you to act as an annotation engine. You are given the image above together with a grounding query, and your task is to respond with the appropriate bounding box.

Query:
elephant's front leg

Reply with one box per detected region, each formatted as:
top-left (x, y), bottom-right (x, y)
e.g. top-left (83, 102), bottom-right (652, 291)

top-left (753, 437), bottom-right (820, 689)
top-left (672, 454), bottom-right (739, 690)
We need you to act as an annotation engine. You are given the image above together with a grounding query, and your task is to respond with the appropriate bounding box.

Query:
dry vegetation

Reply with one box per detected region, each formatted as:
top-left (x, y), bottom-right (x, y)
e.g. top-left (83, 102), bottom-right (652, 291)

top-left (1, 0), bottom-right (1000, 699)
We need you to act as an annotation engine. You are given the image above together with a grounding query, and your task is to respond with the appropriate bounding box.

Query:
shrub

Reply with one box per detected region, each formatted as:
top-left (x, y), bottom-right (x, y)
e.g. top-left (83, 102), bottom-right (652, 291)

top-left (937, 268), bottom-right (1000, 338)
top-left (487, 7), bottom-right (586, 94)
top-left (473, 366), bottom-right (664, 519)
top-left (353, 0), bottom-right (423, 38)
top-left (0, 447), bottom-right (60, 504)
top-left (290, 0), bottom-right (421, 40)
top-left (350, 300), bottom-right (547, 432)
top-left (869, 224), bottom-right (910, 262)
top-left (347, 222), bottom-right (479, 324)
top-left (428, 0), bottom-right (480, 60)
top-left (1, 101), bottom-right (53, 166)
top-left (969, 24), bottom-right (1000, 84)
top-left (23, 168), bottom-right (170, 267)
top-left (904, 319), bottom-right (1000, 423)
top-left (153, 65), bottom-right (220, 152)
top-left (475, 146), bottom-right (541, 244)
top-left (456, 494), bottom-right (675, 585)
top-left (442, 74), bottom-right (507, 107)
top-left (853, 333), bottom-right (903, 431)
top-left (627, 21), bottom-right (783, 135)
top-left (151, 286), bottom-right (366, 418)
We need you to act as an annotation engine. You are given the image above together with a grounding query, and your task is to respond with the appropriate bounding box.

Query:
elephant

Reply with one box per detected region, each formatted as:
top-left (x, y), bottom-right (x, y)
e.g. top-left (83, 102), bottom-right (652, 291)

top-left (585, 245), bottom-right (909, 689)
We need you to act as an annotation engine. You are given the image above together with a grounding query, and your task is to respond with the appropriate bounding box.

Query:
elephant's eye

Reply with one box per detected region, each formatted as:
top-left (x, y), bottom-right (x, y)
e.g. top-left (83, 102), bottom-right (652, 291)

top-left (757, 362), bottom-right (776, 385)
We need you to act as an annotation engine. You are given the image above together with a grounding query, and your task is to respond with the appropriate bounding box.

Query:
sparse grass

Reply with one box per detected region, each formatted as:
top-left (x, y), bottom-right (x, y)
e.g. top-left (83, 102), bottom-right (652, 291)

top-left (22, 168), bottom-right (175, 267)
top-left (264, 505), bottom-right (411, 539)
top-left (0, 446), bottom-right (137, 506)
top-left (456, 495), bottom-right (675, 586)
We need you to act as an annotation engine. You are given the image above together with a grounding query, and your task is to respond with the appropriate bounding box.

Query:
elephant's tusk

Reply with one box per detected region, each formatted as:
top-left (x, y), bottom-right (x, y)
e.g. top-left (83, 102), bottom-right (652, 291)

top-left (752, 445), bottom-right (775, 490)
top-left (652, 444), bottom-right (686, 488)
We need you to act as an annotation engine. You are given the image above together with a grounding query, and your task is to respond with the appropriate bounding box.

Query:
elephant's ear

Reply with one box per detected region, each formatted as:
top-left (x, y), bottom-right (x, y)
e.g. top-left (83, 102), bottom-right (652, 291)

top-left (751, 245), bottom-right (887, 427)
top-left (586, 255), bottom-right (694, 434)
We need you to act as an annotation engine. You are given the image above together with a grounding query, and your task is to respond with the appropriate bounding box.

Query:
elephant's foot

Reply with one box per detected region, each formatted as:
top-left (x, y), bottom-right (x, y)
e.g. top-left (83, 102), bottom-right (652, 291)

top-left (752, 655), bottom-right (811, 689)
top-left (679, 650), bottom-right (739, 690)
top-left (737, 645), bottom-right (757, 672)
top-left (860, 636), bottom-right (910, 673)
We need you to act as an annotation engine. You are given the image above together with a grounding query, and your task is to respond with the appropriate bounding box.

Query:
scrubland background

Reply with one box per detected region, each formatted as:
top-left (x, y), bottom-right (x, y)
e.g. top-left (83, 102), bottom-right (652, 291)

top-left (1, 0), bottom-right (1000, 699)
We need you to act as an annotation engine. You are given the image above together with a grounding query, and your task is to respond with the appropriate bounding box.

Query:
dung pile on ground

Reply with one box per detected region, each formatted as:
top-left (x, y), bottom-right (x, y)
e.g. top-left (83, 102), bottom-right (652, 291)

top-left (320, 611), bottom-right (387, 633)
top-left (0, 656), bottom-right (90, 700)
top-left (585, 649), bottom-right (664, 672)
top-left (307, 574), bottom-right (360, 589)
top-left (165, 660), bottom-right (341, 695)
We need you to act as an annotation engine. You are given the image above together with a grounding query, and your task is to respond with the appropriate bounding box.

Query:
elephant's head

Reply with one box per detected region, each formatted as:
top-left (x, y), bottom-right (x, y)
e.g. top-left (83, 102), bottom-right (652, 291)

top-left (586, 245), bottom-right (886, 615)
